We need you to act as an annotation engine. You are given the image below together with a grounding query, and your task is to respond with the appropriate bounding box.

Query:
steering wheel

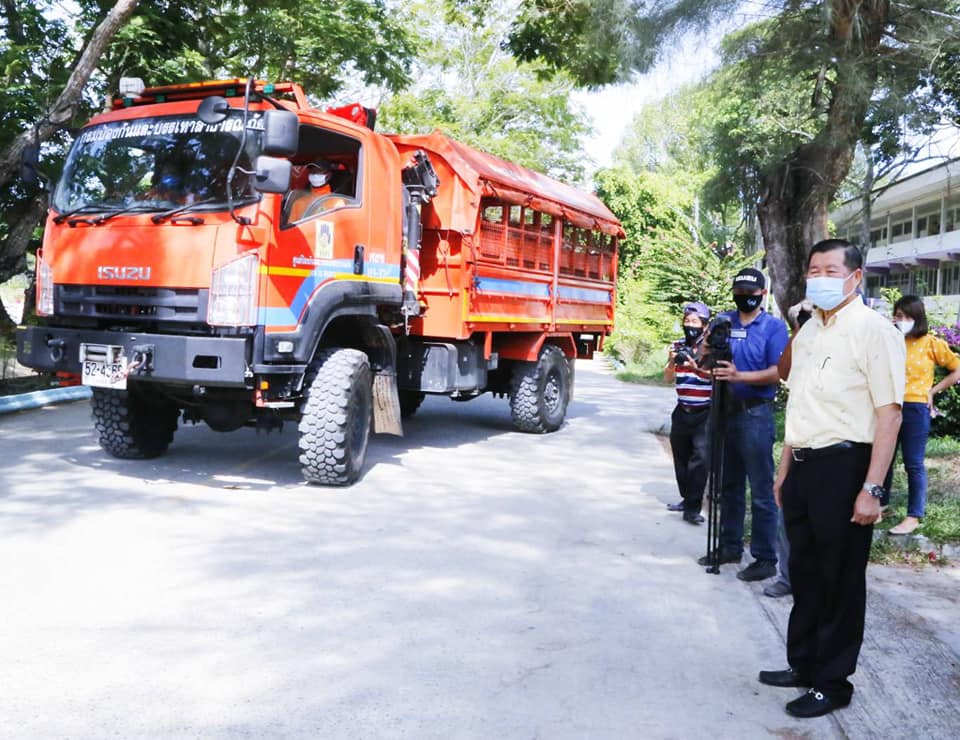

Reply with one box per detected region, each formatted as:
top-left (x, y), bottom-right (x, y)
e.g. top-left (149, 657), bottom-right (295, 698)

top-left (301, 194), bottom-right (355, 219)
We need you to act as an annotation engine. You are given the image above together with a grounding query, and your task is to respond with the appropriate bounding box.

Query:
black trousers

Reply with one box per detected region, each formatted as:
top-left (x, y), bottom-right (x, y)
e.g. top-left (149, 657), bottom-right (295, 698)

top-left (782, 445), bottom-right (873, 701)
top-left (669, 404), bottom-right (710, 515)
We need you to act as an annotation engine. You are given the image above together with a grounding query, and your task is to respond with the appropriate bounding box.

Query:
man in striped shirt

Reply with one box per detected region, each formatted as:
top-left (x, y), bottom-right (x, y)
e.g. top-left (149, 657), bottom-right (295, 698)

top-left (664, 301), bottom-right (713, 525)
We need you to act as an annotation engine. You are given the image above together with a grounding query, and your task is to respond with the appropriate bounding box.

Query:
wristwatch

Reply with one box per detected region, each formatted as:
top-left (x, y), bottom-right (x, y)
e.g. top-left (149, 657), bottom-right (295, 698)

top-left (862, 483), bottom-right (885, 500)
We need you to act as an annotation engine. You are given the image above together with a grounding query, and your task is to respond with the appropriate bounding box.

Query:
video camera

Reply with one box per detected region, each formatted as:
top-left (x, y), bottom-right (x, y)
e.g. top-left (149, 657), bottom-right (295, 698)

top-left (673, 341), bottom-right (694, 367)
top-left (702, 315), bottom-right (733, 369)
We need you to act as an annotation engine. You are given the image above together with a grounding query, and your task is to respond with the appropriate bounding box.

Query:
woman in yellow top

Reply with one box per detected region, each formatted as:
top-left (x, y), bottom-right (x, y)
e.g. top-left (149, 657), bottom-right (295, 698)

top-left (886, 295), bottom-right (960, 534)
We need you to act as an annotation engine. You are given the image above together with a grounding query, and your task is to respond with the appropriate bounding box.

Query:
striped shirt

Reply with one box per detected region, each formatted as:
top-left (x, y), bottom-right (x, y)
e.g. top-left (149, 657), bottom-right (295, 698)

top-left (674, 340), bottom-right (712, 407)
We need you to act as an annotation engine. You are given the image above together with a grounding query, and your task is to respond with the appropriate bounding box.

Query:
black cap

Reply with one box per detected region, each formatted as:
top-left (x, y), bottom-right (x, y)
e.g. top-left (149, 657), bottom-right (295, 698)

top-left (732, 267), bottom-right (765, 291)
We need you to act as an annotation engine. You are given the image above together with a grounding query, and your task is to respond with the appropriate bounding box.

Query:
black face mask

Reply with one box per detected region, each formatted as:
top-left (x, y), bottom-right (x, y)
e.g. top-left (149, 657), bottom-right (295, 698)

top-left (733, 294), bottom-right (762, 313)
top-left (683, 326), bottom-right (703, 344)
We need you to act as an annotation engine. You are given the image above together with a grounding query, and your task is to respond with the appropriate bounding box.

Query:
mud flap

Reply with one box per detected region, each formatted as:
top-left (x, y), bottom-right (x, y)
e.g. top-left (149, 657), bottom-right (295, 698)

top-left (372, 371), bottom-right (403, 436)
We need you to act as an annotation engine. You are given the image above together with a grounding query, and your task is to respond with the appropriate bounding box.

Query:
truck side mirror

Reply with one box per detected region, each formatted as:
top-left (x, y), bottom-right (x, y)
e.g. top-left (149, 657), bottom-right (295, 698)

top-left (262, 110), bottom-right (298, 157)
top-left (197, 96), bottom-right (230, 125)
top-left (20, 145), bottom-right (40, 189)
top-left (252, 156), bottom-right (291, 194)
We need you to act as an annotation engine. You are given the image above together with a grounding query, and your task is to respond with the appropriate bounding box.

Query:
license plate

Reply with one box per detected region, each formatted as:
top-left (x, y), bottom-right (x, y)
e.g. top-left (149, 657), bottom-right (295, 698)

top-left (80, 343), bottom-right (128, 390)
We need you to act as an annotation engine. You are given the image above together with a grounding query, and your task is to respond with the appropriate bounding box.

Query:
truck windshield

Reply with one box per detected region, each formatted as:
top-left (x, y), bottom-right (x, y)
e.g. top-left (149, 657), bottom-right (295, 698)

top-left (53, 112), bottom-right (264, 215)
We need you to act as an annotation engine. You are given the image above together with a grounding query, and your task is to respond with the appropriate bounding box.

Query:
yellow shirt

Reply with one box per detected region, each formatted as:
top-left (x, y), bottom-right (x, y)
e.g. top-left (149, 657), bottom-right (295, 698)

top-left (903, 334), bottom-right (960, 403)
top-left (785, 298), bottom-right (905, 449)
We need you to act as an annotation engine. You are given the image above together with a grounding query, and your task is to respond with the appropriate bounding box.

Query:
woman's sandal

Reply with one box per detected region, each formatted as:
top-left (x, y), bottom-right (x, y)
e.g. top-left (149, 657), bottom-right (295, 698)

top-left (888, 517), bottom-right (920, 535)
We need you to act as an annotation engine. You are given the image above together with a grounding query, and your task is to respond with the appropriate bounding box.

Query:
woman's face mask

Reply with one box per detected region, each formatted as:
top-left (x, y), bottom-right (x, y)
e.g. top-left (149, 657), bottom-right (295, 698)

top-left (683, 325), bottom-right (704, 343)
top-left (895, 319), bottom-right (915, 335)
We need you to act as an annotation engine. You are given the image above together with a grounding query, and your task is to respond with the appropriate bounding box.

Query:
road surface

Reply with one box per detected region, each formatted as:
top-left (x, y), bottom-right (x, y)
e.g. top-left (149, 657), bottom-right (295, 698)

top-left (0, 359), bottom-right (957, 738)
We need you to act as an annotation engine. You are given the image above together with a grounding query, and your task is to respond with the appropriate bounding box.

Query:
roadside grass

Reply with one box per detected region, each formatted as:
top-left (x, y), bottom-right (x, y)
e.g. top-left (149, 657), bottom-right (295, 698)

top-left (612, 346), bottom-right (671, 386)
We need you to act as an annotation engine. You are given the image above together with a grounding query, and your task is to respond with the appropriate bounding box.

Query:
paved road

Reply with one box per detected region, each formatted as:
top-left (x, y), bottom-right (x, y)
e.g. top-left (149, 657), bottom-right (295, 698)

top-left (0, 359), bottom-right (957, 738)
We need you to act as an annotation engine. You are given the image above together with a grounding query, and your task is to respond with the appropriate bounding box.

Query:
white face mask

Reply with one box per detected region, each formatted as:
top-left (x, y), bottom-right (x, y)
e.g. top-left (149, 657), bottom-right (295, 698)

top-left (895, 319), bottom-right (915, 335)
top-left (308, 172), bottom-right (330, 188)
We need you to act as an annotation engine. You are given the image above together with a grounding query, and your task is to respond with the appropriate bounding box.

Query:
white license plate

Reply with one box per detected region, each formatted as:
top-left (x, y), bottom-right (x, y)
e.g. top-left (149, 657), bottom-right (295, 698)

top-left (80, 344), bottom-right (128, 390)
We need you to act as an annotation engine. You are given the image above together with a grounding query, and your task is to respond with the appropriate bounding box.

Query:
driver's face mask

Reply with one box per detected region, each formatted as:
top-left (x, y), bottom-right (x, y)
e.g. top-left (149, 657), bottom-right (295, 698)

top-left (308, 171), bottom-right (330, 188)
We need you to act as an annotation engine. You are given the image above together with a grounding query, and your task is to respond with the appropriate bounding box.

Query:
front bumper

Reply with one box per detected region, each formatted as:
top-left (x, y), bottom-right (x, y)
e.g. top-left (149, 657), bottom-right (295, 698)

top-left (16, 325), bottom-right (252, 387)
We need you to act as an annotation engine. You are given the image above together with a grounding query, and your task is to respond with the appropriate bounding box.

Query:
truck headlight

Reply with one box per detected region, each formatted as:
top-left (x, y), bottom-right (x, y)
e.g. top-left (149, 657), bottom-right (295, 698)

top-left (36, 254), bottom-right (55, 316)
top-left (207, 253), bottom-right (259, 326)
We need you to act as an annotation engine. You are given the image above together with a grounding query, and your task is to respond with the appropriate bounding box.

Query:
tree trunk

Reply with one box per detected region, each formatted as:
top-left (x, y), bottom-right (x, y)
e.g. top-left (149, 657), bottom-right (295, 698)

top-left (859, 152), bottom-right (875, 262)
top-left (759, 0), bottom-right (889, 314)
top-left (758, 153), bottom-right (832, 314)
top-left (0, 0), bottom-right (140, 190)
top-left (0, 192), bottom-right (47, 286)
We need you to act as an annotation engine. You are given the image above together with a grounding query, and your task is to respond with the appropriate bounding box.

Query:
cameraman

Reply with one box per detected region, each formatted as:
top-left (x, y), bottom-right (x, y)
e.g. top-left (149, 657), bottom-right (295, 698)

top-left (664, 301), bottom-right (713, 525)
top-left (701, 268), bottom-right (789, 582)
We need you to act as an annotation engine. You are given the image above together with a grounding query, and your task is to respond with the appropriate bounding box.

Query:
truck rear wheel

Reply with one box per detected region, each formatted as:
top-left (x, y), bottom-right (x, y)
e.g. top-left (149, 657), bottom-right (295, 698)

top-left (509, 344), bottom-right (571, 433)
top-left (91, 386), bottom-right (179, 459)
top-left (298, 348), bottom-right (372, 486)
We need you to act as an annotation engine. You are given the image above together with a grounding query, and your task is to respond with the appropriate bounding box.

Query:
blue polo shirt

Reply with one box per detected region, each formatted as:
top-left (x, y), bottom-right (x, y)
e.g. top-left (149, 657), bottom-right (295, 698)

top-left (719, 309), bottom-right (788, 401)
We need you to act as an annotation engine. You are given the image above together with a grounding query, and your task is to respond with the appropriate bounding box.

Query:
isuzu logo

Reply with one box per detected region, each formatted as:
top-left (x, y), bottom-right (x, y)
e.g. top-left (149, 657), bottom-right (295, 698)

top-left (98, 266), bottom-right (151, 280)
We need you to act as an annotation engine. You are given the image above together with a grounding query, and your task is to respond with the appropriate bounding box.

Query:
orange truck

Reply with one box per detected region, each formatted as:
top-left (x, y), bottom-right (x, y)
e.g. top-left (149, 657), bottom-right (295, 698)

top-left (17, 78), bottom-right (622, 485)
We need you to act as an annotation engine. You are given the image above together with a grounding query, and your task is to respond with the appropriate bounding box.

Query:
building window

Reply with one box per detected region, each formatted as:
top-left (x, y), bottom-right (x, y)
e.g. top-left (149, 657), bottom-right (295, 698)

top-left (866, 275), bottom-right (886, 298)
top-left (943, 264), bottom-right (960, 295)
top-left (887, 271), bottom-right (910, 291)
top-left (912, 268), bottom-right (938, 296)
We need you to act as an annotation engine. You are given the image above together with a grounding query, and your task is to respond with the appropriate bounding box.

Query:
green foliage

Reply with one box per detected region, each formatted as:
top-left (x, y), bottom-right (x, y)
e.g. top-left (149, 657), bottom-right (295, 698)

top-left (606, 273), bottom-right (674, 367)
top-left (593, 166), bottom-right (686, 271)
top-left (644, 230), bottom-right (758, 317)
top-left (379, 2), bottom-right (591, 182)
top-left (595, 165), bottom-right (756, 364)
top-left (503, 0), bottom-right (740, 87)
top-left (701, 14), bottom-right (826, 214)
top-left (879, 286), bottom-right (902, 309)
top-left (95, 1), bottom-right (414, 97)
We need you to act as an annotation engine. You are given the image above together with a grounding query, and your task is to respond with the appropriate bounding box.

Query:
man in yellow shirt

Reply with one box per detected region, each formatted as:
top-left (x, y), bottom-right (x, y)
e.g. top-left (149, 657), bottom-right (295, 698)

top-left (759, 239), bottom-right (904, 718)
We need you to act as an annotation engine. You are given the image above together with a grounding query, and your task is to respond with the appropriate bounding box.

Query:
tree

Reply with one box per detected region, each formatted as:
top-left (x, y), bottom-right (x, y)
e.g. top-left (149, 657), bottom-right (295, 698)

top-left (378, 2), bottom-right (591, 183)
top-left (497, 0), bottom-right (960, 312)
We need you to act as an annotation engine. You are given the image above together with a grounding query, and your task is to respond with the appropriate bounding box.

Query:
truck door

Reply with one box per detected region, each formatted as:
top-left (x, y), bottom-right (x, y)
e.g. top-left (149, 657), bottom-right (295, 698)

top-left (264, 122), bottom-right (373, 333)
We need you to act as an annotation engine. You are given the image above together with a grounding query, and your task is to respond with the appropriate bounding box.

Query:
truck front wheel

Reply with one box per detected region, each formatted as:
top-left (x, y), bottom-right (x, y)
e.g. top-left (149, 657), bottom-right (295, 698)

top-left (509, 344), bottom-right (571, 433)
top-left (298, 348), bottom-right (373, 486)
top-left (91, 386), bottom-right (179, 459)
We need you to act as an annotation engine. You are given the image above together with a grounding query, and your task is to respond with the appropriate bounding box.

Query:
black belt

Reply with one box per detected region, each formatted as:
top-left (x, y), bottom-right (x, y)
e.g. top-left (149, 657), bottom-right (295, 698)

top-left (677, 404), bottom-right (709, 414)
top-left (791, 441), bottom-right (871, 463)
top-left (725, 396), bottom-right (771, 414)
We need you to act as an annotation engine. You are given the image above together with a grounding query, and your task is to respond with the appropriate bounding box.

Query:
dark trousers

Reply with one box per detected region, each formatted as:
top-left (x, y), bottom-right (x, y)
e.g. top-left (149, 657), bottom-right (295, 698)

top-left (719, 402), bottom-right (778, 561)
top-left (782, 445), bottom-right (873, 701)
top-left (669, 405), bottom-right (710, 515)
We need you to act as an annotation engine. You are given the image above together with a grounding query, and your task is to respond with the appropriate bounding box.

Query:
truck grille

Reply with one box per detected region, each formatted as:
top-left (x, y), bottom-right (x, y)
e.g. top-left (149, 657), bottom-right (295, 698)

top-left (57, 285), bottom-right (207, 324)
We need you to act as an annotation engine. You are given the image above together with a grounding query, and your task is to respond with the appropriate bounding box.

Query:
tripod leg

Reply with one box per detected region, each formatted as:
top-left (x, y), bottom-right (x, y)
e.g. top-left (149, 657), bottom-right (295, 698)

top-left (706, 379), bottom-right (726, 573)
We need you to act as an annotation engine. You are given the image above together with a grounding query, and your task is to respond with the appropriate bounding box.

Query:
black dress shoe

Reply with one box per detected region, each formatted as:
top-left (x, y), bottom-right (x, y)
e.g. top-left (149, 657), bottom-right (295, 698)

top-left (785, 688), bottom-right (850, 718)
top-left (737, 559), bottom-right (777, 581)
top-left (758, 668), bottom-right (811, 688)
top-left (697, 548), bottom-right (741, 566)
top-left (683, 512), bottom-right (705, 525)
top-left (666, 501), bottom-right (685, 512)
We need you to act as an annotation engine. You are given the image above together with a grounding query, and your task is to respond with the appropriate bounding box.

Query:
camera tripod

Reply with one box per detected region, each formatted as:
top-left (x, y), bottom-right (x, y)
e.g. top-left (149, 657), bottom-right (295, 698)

top-left (704, 376), bottom-right (728, 574)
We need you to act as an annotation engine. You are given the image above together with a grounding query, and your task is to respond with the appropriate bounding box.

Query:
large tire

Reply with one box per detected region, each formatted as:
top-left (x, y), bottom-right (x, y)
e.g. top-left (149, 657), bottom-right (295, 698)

top-left (298, 347), bottom-right (372, 486)
top-left (399, 390), bottom-right (425, 419)
top-left (91, 386), bottom-right (179, 459)
top-left (509, 344), bottom-right (571, 433)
